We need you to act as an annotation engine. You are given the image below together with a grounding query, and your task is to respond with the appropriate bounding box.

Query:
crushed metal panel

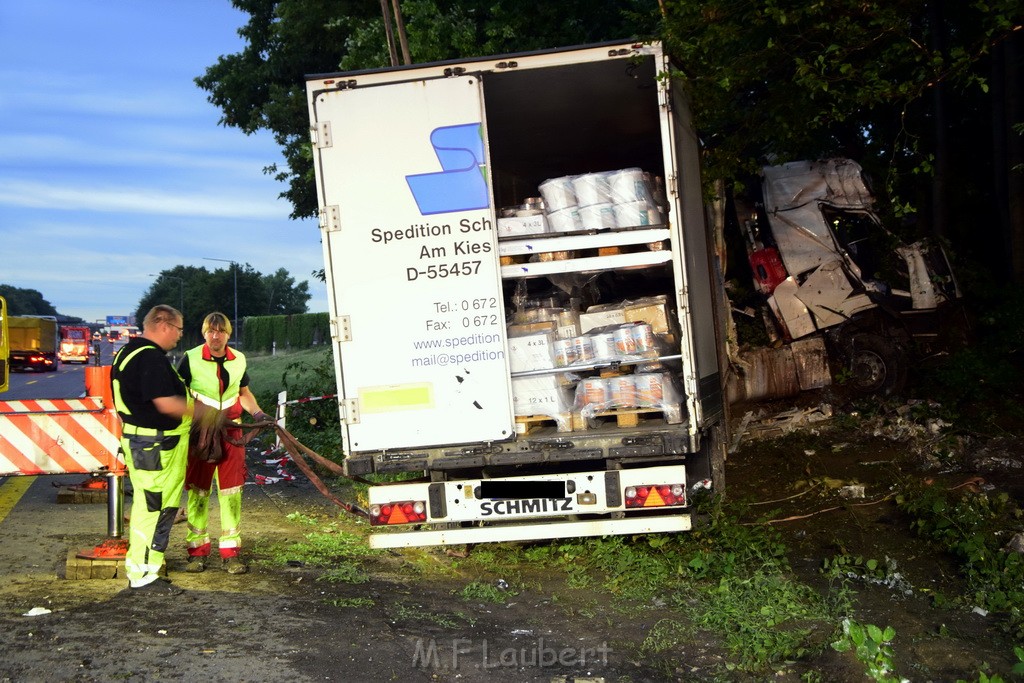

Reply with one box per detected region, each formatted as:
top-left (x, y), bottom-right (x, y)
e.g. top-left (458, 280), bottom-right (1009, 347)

top-left (762, 159), bottom-right (874, 212)
top-left (790, 337), bottom-right (831, 390)
top-left (762, 159), bottom-right (874, 278)
top-left (896, 242), bottom-right (948, 310)
top-left (794, 261), bottom-right (876, 328)
top-left (768, 277), bottom-right (817, 339)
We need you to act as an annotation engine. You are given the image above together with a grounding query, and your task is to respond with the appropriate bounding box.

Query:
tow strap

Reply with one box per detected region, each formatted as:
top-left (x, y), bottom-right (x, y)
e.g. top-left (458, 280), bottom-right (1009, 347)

top-left (234, 417), bottom-right (373, 519)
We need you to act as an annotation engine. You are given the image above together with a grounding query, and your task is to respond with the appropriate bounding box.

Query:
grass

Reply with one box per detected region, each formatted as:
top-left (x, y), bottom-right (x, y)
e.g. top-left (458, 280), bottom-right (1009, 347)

top-left (245, 346), bottom-right (342, 456)
top-left (241, 319), bottom-right (1024, 678)
top-left (257, 511), bottom-right (382, 585)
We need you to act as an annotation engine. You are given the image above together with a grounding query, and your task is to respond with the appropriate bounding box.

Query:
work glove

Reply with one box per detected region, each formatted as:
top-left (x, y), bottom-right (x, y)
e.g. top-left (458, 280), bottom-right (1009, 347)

top-left (190, 403), bottom-right (230, 463)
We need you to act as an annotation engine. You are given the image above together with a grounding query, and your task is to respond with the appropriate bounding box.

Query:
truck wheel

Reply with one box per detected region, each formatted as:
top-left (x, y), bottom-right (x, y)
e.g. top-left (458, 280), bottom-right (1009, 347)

top-left (839, 332), bottom-right (907, 396)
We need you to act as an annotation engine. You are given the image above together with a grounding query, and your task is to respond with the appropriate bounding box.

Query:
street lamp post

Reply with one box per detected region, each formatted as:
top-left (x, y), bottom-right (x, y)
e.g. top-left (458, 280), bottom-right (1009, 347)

top-left (203, 257), bottom-right (238, 343)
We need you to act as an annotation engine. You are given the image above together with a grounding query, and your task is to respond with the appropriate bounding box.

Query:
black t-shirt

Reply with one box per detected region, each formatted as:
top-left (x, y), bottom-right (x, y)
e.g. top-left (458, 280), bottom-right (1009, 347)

top-left (111, 338), bottom-right (187, 431)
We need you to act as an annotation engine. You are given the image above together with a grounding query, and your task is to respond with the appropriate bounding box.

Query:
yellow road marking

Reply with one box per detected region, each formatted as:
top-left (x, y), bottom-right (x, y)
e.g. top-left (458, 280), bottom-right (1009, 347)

top-left (0, 476), bottom-right (35, 523)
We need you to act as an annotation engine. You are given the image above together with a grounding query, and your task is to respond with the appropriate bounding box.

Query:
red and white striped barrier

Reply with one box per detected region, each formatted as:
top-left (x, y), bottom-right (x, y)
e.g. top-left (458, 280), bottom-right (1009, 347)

top-left (0, 398), bottom-right (123, 477)
top-left (271, 391), bottom-right (338, 451)
top-left (280, 393), bottom-right (337, 406)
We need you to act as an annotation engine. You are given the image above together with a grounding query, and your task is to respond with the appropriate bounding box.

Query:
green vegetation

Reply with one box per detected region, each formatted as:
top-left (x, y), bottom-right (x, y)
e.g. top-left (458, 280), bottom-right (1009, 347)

top-left (897, 484), bottom-right (1024, 641)
top-left (328, 597), bottom-right (375, 608)
top-left (392, 602), bottom-right (466, 628)
top-left (246, 346), bottom-right (341, 457)
top-left (450, 502), bottom-right (849, 675)
top-left (242, 312), bottom-right (330, 354)
top-left (831, 619), bottom-right (900, 683)
top-left (258, 511), bottom-right (380, 586)
top-left (142, 264), bottom-right (311, 339)
top-left (457, 580), bottom-right (518, 604)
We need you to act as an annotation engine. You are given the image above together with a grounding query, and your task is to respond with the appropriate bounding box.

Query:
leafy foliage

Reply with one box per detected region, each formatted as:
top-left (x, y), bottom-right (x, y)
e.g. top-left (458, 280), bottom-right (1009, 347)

top-left (496, 500), bottom-right (846, 674)
top-left (140, 264), bottom-right (312, 341)
top-left (898, 484), bottom-right (1024, 640)
top-left (0, 284), bottom-right (57, 316)
top-left (198, 0), bottom-right (659, 220)
top-left (832, 619), bottom-right (901, 683)
top-left (242, 312), bottom-right (330, 352)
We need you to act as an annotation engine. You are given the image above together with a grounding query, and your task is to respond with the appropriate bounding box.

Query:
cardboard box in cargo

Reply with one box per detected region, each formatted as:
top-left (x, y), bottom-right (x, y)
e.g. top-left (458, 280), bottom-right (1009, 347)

top-left (497, 214), bottom-right (547, 238)
top-left (507, 331), bottom-right (556, 373)
top-left (512, 375), bottom-right (572, 417)
top-left (624, 295), bottom-right (671, 334)
top-left (579, 305), bottom-right (626, 333)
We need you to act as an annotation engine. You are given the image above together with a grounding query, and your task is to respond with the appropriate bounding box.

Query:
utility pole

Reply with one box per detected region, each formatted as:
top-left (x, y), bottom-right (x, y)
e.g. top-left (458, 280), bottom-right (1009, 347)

top-left (203, 257), bottom-right (238, 344)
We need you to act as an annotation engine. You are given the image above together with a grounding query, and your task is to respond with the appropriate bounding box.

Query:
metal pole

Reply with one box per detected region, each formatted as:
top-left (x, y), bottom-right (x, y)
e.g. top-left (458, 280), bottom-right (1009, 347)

top-left (203, 257), bottom-right (239, 344)
top-left (106, 472), bottom-right (123, 538)
top-left (233, 263), bottom-right (238, 344)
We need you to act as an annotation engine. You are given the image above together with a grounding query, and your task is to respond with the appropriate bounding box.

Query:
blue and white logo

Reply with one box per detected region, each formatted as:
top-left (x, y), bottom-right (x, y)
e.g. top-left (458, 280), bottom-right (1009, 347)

top-left (405, 123), bottom-right (489, 215)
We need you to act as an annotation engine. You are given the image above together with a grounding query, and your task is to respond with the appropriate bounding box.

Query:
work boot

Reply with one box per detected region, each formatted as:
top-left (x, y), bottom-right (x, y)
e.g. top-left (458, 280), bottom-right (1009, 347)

top-left (185, 556), bottom-right (206, 573)
top-left (223, 557), bottom-right (248, 575)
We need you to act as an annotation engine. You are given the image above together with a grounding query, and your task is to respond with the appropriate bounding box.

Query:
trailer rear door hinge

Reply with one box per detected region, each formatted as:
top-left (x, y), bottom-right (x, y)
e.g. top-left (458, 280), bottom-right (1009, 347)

top-left (310, 121), bottom-right (332, 149)
top-left (339, 398), bottom-right (360, 425)
top-left (331, 315), bottom-right (352, 342)
top-left (319, 205), bottom-right (341, 232)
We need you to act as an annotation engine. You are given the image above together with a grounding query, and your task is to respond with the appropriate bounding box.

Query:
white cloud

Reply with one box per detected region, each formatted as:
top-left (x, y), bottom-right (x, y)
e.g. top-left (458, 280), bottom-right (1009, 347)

top-left (0, 179), bottom-right (286, 219)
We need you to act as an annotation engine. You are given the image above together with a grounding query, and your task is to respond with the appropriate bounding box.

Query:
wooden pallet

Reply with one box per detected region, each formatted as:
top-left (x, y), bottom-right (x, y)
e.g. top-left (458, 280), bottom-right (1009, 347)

top-left (499, 241), bottom-right (666, 267)
top-left (572, 402), bottom-right (683, 431)
top-left (514, 412), bottom-right (573, 435)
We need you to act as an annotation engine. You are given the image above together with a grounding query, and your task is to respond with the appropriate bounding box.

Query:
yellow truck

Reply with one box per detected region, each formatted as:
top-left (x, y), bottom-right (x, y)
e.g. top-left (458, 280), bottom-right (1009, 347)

top-left (8, 315), bottom-right (59, 372)
top-left (0, 296), bottom-right (8, 392)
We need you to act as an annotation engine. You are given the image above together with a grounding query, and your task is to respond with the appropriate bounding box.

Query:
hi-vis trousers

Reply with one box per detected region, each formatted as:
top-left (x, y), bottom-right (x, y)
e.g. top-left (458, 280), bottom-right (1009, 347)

top-left (121, 427), bottom-right (188, 588)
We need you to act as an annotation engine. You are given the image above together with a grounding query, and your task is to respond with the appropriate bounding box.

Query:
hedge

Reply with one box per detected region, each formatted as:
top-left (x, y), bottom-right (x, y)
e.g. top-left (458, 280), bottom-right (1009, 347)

top-left (241, 312), bottom-right (330, 353)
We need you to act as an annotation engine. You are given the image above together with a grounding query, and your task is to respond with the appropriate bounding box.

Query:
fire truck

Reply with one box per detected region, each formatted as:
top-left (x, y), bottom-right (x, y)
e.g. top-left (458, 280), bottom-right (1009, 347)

top-left (59, 325), bottom-right (92, 364)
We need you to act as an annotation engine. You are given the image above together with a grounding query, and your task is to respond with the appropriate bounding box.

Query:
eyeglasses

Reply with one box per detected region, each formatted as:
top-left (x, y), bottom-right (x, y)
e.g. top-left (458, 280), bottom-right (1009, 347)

top-left (166, 321), bottom-right (183, 332)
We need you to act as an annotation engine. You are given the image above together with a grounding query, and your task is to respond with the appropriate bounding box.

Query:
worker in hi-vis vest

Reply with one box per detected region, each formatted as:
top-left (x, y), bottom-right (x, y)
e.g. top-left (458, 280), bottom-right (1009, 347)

top-left (178, 311), bottom-right (271, 575)
top-left (111, 305), bottom-right (193, 595)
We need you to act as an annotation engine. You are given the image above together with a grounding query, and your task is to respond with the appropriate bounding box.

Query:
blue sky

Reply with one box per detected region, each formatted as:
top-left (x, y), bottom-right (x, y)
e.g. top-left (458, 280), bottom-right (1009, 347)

top-left (0, 1), bottom-right (328, 324)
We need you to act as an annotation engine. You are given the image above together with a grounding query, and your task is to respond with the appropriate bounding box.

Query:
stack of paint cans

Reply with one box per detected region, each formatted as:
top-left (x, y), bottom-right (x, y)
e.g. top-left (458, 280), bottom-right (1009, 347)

top-left (553, 322), bottom-right (660, 368)
top-left (537, 167), bottom-right (664, 233)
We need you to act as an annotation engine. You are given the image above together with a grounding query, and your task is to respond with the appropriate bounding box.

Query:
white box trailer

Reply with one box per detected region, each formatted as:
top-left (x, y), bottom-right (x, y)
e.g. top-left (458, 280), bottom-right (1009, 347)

top-left (306, 40), bottom-right (728, 548)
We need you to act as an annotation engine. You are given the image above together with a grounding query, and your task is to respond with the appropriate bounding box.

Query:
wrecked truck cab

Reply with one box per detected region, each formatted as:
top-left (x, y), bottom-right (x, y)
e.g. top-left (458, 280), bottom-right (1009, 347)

top-left (731, 158), bottom-right (963, 400)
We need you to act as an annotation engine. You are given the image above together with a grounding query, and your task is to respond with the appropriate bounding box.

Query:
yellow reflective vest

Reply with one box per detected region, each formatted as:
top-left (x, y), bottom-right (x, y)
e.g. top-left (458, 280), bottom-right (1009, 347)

top-left (184, 345), bottom-right (247, 411)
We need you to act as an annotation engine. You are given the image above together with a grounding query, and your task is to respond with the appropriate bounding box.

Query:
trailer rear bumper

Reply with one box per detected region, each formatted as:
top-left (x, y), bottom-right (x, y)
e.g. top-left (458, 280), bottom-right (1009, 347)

top-left (369, 513), bottom-right (691, 548)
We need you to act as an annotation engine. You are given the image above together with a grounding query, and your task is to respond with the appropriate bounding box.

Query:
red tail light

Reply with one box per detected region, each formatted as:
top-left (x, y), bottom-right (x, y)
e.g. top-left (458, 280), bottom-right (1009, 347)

top-left (369, 500), bottom-right (427, 525)
top-left (624, 483), bottom-right (686, 508)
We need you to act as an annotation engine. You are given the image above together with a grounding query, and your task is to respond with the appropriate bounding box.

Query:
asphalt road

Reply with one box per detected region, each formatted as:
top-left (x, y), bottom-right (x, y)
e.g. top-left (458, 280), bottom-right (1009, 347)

top-left (3, 340), bottom-right (122, 400)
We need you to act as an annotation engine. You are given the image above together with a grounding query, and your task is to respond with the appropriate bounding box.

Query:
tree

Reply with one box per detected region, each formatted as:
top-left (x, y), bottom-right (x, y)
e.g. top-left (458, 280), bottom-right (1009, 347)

top-left (0, 285), bottom-right (58, 316)
top-left (198, 1), bottom-right (1022, 283)
top-left (138, 265), bottom-right (311, 337)
top-left (196, 0), bottom-right (660, 221)
top-left (660, 0), bottom-right (1023, 280)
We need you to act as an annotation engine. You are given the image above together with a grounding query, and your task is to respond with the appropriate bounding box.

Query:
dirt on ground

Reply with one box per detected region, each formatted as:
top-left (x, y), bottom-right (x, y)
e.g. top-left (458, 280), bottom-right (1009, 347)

top-left (1, 400), bottom-right (1022, 682)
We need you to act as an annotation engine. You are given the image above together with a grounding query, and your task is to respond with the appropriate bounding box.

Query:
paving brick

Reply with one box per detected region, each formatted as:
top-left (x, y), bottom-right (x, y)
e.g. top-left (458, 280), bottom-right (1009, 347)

top-left (56, 488), bottom-right (108, 504)
top-left (64, 548), bottom-right (159, 580)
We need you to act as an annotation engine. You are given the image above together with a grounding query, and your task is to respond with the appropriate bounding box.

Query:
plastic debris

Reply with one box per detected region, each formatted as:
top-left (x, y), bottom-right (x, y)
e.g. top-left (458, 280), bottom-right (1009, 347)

top-left (839, 485), bottom-right (865, 499)
top-left (1005, 532), bottom-right (1024, 554)
top-left (22, 607), bottom-right (51, 617)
